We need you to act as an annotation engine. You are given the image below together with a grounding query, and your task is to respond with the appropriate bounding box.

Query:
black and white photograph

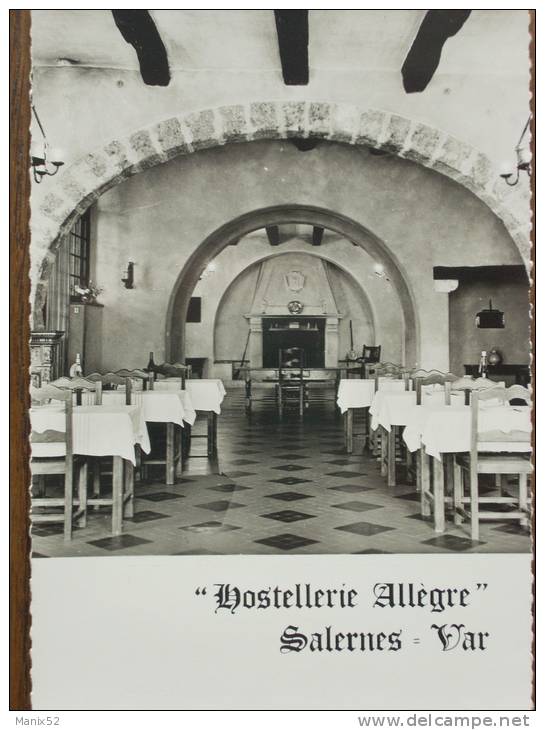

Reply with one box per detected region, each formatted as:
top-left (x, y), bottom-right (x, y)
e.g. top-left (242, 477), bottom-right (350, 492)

top-left (28, 9), bottom-right (533, 560)
top-left (19, 7), bottom-right (536, 712)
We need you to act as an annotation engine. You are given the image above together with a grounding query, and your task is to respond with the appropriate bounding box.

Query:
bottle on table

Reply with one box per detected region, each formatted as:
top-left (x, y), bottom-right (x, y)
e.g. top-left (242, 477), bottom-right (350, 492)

top-left (478, 350), bottom-right (488, 378)
top-left (69, 353), bottom-right (83, 378)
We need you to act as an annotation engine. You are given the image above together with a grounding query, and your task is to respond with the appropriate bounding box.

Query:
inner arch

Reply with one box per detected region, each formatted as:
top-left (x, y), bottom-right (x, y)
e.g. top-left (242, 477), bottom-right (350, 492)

top-left (166, 205), bottom-right (418, 365)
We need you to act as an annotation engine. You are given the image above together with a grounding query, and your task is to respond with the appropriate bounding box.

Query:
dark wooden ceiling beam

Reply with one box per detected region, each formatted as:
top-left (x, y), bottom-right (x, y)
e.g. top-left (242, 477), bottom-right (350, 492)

top-left (274, 10), bottom-right (309, 85)
top-left (402, 10), bottom-right (471, 93)
top-left (312, 227), bottom-right (324, 246)
top-left (266, 226), bottom-right (280, 246)
top-left (112, 10), bottom-right (170, 86)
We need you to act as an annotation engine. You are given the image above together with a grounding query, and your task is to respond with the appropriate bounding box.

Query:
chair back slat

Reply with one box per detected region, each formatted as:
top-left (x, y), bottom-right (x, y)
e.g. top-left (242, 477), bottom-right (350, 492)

top-left (30, 386), bottom-right (73, 459)
top-left (50, 376), bottom-right (103, 405)
top-left (361, 345), bottom-right (381, 363)
top-left (414, 371), bottom-right (459, 405)
top-left (86, 372), bottom-right (132, 405)
top-left (115, 368), bottom-right (154, 390)
top-left (452, 376), bottom-right (505, 405)
top-left (30, 384), bottom-right (72, 404)
top-left (469, 385), bottom-right (532, 459)
top-left (149, 362), bottom-right (190, 388)
top-left (374, 363), bottom-right (412, 391)
top-left (279, 347), bottom-right (305, 384)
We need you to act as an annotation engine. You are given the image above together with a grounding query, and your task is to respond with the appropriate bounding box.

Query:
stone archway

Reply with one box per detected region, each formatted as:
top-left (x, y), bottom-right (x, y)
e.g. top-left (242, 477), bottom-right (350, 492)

top-left (32, 101), bottom-right (530, 328)
top-left (165, 205), bottom-right (418, 365)
top-left (209, 248), bottom-right (382, 366)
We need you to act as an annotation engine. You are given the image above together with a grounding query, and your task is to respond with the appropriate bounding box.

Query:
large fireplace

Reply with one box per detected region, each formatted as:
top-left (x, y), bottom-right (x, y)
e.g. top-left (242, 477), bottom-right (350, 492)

top-left (262, 317), bottom-right (325, 367)
top-left (245, 253), bottom-right (341, 368)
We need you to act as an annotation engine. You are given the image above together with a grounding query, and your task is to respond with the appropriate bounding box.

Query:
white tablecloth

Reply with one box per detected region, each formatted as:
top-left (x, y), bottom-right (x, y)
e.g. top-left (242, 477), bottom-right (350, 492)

top-left (102, 390), bottom-right (197, 426)
top-left (403, 404), bottom-right (532, 460)
top-left (30, 404), bottom-right (151, 465)
top-left (155, 379), bottom-right (226, 414)
top-left (336, 379), bottom-right (375, 413)
top-left (370, 390), bottom-right (417, 432)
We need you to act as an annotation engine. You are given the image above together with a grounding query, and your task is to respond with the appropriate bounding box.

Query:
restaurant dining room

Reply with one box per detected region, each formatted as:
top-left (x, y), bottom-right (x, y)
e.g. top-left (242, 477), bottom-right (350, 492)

top-left (28, 9), bottom-right (533, 559)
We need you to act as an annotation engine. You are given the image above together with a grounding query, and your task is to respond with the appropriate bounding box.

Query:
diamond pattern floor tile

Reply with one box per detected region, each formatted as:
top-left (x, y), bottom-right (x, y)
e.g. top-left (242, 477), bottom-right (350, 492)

top-left (254, 534), bottom-right (319, 551)
top-left (32, 392), bottom-right (531, 557)
top-left (260, 510), bottom-right (316, 523)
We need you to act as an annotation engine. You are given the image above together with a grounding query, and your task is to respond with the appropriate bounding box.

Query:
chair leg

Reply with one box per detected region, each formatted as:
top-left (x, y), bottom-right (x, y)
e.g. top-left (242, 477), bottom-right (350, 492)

top-left (166, 422), bottom-right (175, 485)
top-left (207, 412), bottom-right (217, 457)
top-left (175, 426), bottom-right (183, 479)
top-left (345, 409), bottom-right (354, 454)
top-left (77, 460), bottom-right (88, 528)
top-left (432, 457), bottom-right (445, 533)
top-left (124, 460), bottom-right (134, 518)
top-left (420, 449), bottom-right (431, 517)
top-left (380, 428), bottom-right (387, 477)
top-left (92, 460), bottom-right (101, 499)
top-left (453, 461), bottom-right (463, 526)
top-left (63, 458), bottom-right (74, 542)
top-left (387, 428), bottom-right (396, 487)
top-left (112, 456), bottom-right (124, 536)
top-left (469, 464), bottom-right (479, 542)
top-left (518, 473), bottom-right (528, 528)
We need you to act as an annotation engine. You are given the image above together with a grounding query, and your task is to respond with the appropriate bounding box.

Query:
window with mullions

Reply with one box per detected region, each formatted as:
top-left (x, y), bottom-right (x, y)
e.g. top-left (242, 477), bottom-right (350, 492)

top-left (69, 209), bottom-right (91, 299)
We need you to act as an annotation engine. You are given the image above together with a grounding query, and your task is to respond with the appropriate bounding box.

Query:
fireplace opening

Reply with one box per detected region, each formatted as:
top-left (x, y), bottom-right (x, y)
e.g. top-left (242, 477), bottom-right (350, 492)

top-left (262, 317), bottom-right (325, 367)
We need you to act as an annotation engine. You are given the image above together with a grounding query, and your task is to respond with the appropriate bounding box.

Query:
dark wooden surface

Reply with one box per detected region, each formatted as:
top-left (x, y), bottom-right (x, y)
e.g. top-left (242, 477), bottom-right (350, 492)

top-left (10, 9), bottom-right (32, 710)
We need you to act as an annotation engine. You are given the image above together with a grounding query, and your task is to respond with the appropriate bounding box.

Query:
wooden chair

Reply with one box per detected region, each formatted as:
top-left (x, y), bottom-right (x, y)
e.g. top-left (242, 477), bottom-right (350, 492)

top-left (414, 371), bottom-right (459, 406)
top-left (243, 368), bottom-right (279, 414)
top-left (454, 385), bottom-right (532, 541)
top-left (86, 372), bottom-right (132, 403)
top-left (372, 364), bottom-right (413, 482)
top-left (412, 372), bottom-right (462, 525)
top-left (451, 375), bottom-right (502, 405)
top-left (135, 371), bottom-right (187, 482)
top-left (146, 354), bottom-right (191, 388)
top-left (115, 368), bottom-right (154, 391)
top-left (30, 384), bottom-right (83, 541)
top-left (374, 363), bottom-right (411, 391)
top-left (277, 347), bottom-right (307, 417)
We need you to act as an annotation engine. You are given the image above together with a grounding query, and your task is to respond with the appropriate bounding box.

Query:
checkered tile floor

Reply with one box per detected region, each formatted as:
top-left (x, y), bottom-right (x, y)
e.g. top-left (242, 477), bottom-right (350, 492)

top-left (32, 389), bottom-right (532, 557)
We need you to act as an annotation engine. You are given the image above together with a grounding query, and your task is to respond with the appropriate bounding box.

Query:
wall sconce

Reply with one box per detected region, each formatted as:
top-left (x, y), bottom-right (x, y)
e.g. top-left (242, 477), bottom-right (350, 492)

top-left (199, 260), bottom-right (217, 281)
top-left (475, 300), bottom-right (505, 329)
top-left (372, 262), bottom-right (390, 282)
top-left (30, 104), bottom-right (64, 183)
top-left (121, 261), bottom-right (134, 289)
top-left (500, 117), bottom-right (531, 187)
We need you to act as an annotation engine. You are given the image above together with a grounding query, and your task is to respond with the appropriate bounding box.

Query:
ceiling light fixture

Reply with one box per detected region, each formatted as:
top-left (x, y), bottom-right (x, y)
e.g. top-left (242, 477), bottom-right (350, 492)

top-left (30, 104), bottom-right (64, 183)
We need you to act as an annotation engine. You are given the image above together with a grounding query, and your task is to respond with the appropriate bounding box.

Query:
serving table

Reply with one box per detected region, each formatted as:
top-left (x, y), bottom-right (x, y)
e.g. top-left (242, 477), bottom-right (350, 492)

top-left (403, 403), bottom-right (532, 532)
top-left (31, 403), bottom-right (151, 535)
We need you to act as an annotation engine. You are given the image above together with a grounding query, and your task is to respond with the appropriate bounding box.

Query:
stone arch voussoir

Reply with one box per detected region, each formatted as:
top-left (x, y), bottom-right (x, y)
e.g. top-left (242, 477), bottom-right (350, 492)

top-left (32, 101), bottom-right (531, 327)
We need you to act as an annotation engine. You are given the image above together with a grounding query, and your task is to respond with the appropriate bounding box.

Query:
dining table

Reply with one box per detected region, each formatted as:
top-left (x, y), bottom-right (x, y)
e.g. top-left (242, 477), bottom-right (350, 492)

top-left (102, 388), bottom-right (197, 483)
top-left (30, 402), bottom-right (151, 535)
top-left (336, 378), bottom-right (376, 453)
top-left (402, 402), bottom-right (532, 532)
top-left (154, 378), bottom-right (226, 456)
top-left (369, 388), bottom-right (416, 486)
